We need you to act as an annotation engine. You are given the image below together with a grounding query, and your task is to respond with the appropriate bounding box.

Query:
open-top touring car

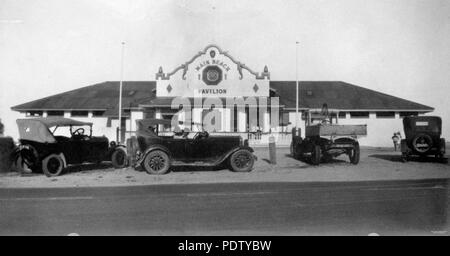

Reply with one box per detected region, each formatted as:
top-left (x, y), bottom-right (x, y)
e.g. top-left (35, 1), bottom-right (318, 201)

top-left (133, 119), bottom-right (256, 174)
top-left (15, 117), bottom-right (128, 176)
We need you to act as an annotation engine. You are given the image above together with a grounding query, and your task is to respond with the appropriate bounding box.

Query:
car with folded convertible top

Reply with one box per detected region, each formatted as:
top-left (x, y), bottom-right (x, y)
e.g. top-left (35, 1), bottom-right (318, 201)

top-left (133, 118), bottom-right (257, 174)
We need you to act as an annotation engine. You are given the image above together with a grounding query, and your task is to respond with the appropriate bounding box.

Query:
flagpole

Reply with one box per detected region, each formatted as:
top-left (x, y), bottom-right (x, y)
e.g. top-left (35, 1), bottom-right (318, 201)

top-left (295, 41), bottom-right (299, 129)
top-left (118, 42), bottom-right (125, 143)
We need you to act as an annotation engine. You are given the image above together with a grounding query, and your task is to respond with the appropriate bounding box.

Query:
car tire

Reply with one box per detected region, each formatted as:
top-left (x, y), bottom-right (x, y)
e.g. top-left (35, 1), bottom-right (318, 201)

top-left (42, 154), bottom-right (64, 177)
top-left (111, 147), bottom-right (128, 168)
top-left (412, 133), bottom-right (433, 153)
top-left (142, 150), bottom-right (170, 175)
top-left (311, 144), bottom-right (321, 165)
top-left (229, 149), bottom-right (254, 172)
top-left (348, 142), bottom-right (360, 165)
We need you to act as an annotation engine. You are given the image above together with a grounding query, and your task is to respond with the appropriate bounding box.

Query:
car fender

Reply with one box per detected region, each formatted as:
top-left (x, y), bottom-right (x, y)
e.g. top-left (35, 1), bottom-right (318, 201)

top-left (113, 144), bottom-right (127, 152)
top-left (58, 152), bottom-right (68, 168)
top-left (217, 146), bottom-right (256, 165)
top-left (15, 144), bottom-right (39, 167)
top-left (137, 144), bottom-right (172, 165)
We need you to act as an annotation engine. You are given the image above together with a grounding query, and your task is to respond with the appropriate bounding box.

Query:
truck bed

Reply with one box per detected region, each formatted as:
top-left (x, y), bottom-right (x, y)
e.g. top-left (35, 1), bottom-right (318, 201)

top-left (306, 124), bottom-right (367, 137)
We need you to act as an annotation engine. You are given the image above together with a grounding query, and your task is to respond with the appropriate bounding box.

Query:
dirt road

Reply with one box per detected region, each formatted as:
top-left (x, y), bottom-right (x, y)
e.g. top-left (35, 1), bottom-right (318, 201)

top-left (0, 147), bottom-right (448, 188)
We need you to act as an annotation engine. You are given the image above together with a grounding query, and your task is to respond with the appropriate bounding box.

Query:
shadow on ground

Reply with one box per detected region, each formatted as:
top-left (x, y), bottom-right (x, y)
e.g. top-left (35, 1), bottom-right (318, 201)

top-left (369, 154), bottom-right (448, 164)
top-left (63, 162), bottom-right (114, 175)
top-left (133, 164), bottom-right (229, 173)
top-left (283, 153), bottom-right (349, 167)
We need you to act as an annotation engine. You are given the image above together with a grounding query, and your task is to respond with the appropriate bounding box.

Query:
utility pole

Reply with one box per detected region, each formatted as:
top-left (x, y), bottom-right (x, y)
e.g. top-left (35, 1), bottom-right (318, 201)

top-left (118, 42), bottom-right (125, 143)
top-left (295, 41), bottom-right (299, 129)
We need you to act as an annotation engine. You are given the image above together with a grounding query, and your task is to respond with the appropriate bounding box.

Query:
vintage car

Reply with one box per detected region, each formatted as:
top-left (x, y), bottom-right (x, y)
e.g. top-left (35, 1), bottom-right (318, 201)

top-left (15, 117), bottom-right (128, 176)
top-left (134, 119), bottom-right (256, 174)
top-left (400, 116), bottom-right (446, 162)
top-left (291, 107), bottom-right (366, 165)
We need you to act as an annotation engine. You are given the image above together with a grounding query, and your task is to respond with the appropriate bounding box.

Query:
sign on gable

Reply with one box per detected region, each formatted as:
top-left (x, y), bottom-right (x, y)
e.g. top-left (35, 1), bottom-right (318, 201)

top-left (155, 45), bottom-right (270, 98)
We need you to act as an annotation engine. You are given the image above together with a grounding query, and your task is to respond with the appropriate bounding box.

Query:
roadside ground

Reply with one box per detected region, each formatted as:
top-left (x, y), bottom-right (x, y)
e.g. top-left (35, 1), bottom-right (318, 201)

top-left (0, 146), bottom-right (448, 188)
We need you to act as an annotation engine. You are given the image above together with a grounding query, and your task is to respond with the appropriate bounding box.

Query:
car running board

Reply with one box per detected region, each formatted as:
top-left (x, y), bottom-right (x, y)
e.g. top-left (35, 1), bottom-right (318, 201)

top-left (171, 161), bottom-right (219, 167)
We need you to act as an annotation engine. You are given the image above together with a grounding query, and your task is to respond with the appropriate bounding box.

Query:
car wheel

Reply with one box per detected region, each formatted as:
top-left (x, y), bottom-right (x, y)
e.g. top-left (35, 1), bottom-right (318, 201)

top-left (111, 147), bottom-right (128, 168)
top-left (348, 142), bottom-right (360, 165)
top-left (42, 154), bottom-right (64, 177)
top-left (229, 149), bottom-right (254, 172)
top-left (142, 150), bottom-right (170, 175)
top-left (311, 144), bottom-right (321, 165)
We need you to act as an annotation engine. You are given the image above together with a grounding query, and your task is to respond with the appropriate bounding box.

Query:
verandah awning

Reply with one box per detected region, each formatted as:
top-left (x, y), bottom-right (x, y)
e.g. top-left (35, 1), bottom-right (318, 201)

top-left (138, 97), bottom-right (284, 108)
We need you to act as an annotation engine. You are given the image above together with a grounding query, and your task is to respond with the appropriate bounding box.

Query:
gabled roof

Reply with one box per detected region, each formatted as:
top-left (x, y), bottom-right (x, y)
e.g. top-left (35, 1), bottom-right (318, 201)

top-left (17, 117), bottom-right (92, 127)
top-left (11, 80), bottom-right (433, 115)
top-left (270, 81), bottom-right (433, 111)
top-left (11, 81), bottom-right (156, 117)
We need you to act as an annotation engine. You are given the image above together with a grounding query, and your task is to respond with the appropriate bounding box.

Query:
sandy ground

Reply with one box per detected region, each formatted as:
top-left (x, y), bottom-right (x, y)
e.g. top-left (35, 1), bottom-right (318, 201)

top-left (0, 146), bottom-right (449, 188)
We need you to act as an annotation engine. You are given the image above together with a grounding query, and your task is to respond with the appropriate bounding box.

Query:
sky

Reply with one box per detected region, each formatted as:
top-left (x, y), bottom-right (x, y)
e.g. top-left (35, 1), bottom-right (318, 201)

top-left (1, 0), bottom-right (449, 139)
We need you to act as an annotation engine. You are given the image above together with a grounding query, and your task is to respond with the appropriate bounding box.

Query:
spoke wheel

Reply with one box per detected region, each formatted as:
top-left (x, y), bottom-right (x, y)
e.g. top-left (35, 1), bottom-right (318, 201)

top-left (142, 150), bottom-right (170, 175)
top-left (229, 149), bottom-right (254, 172)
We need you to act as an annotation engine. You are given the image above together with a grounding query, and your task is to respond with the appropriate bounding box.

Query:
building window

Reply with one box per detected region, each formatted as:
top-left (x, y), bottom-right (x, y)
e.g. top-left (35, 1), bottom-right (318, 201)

top-left (376, 112), bottom-right (395, 118)
top-left (71, 111), bottom-right (88, 117)
top-left (350, 112), bottom-right (369, 118)
top-left (338, 112), bottom-right (346, 119)
top-left (400, 112), bottom-right (418, 118)
top-left (92, 111), bottom-right (105, 117)
top-left (26, 111), bottom-right (43, 117)
top-left (47, 111), bottom-right (64, 117)
top-left (281, 112), bottom-right (290, 126)
top-left (144, 110), bottom-right (155, 119)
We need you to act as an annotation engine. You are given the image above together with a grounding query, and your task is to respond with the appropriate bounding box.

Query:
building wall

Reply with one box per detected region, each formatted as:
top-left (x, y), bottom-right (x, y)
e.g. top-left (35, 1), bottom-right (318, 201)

top-left (338, 112), bottom-right (404, 147)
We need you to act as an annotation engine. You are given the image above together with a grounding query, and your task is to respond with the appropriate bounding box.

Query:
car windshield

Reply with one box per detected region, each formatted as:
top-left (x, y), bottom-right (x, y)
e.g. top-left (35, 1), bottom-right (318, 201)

top-left (52, 125), bottom-right (92, 138)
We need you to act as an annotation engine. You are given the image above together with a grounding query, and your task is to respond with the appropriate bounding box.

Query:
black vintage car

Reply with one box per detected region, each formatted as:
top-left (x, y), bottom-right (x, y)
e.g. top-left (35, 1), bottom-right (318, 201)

top-left (134, 119), bottom-right (256, 174)
top-left (15, 117), bottom-right (128, 176)
top-left (400, 116), bottom-right (446, 162)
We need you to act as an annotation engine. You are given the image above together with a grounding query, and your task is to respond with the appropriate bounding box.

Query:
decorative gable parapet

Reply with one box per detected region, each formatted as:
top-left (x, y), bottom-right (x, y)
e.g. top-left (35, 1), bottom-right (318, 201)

top-left (155, 44), bottom-right (270, 80)
top-left (155, 66), bottom-right (169, 80)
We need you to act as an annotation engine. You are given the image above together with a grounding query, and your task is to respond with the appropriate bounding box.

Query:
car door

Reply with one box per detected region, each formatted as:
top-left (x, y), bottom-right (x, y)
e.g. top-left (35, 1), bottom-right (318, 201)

top-left (82, 137), bottom-right (109, 162)
top-left (162, 138), bottom-right (186, 161)
top-left (184, 137), bottom-right (213, 162)
top-left (60, 137), bottom-right (84, 164)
